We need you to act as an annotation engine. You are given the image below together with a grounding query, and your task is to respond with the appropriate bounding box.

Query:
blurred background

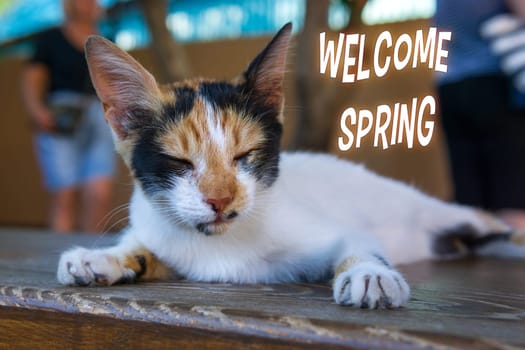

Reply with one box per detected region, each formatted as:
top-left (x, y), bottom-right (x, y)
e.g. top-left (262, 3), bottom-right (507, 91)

top-left (0, 0), bottom-right (448, 232)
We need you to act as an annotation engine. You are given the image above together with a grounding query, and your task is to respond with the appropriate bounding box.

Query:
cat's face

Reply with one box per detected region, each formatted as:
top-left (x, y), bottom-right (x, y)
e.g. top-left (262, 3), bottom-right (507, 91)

top-left (129, 79), bottom-right (283, 234)
top-left (85, 24), bottom-right (292, 235)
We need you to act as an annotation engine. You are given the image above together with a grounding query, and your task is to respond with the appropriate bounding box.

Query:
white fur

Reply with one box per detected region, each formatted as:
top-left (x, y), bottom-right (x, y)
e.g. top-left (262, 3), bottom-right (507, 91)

top-left (57, 152), bottom-right (514, 307)
top-left (333, 262), bottom-right (410, 308)
top-left (204, 98), bottom-right (226, 151)
top-left (57, 246), bottom-right (136, 286)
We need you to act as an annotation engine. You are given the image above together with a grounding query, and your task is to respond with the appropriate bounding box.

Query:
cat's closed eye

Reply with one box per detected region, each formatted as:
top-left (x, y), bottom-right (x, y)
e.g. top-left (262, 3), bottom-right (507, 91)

top-left (161, 154), bottom-right (194, 170)
top-left (234, 149), bottom-right (256, 165)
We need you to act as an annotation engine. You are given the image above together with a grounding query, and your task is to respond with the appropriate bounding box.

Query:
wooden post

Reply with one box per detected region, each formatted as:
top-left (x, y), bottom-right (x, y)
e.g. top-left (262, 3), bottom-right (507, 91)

top-left (137, 0), bottom-right (192, 82)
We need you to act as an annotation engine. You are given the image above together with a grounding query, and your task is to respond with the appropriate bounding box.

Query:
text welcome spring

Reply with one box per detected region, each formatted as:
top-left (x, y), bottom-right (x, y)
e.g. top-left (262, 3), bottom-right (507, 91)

top-left (320, 28), bottom-right (451, 150)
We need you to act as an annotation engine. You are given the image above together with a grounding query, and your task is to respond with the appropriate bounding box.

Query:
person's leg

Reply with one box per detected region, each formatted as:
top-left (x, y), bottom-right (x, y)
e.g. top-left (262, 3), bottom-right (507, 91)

top-left (35, 132), bottom-right (81, 233)
top-left (35, 91), bottom-right (89, 232)
top-left (50, 187), bottom-right (77, 233)
top-left (81, 176), bottom-right (113, 233)
top-left (483, 106), bottom-right (525, 229)
top-left (438, 81), bottom-right (486, 207)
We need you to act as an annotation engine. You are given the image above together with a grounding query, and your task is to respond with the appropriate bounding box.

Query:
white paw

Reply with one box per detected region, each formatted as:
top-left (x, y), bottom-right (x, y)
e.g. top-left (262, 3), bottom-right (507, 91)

top-left (333, 262), bottom-right (410, 309)
top-left (57, 247), bottom-right (136, 286)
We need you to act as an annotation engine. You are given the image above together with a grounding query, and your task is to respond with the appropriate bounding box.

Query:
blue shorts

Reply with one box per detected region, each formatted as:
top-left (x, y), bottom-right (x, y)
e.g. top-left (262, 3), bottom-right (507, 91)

top-left (35, 91), bottom-right (116, 191)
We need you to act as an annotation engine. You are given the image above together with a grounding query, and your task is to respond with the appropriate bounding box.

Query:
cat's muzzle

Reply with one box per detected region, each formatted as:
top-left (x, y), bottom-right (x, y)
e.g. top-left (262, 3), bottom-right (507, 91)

top-left (196, 211), bottom-right (238, 235)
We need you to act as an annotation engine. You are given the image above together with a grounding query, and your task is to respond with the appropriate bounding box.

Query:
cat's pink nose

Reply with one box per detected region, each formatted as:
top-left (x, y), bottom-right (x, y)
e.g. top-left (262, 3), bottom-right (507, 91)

top-left (206, 197), bottom-right (233, 213)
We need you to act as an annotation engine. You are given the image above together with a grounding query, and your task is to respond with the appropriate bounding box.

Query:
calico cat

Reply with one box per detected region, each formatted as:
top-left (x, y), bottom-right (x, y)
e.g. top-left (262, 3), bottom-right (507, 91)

top-left (57, 23), bottom-right (525, 309)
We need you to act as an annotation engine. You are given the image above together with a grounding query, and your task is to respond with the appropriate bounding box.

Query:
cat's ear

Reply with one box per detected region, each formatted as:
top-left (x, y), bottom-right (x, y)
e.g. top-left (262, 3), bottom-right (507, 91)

top-left (242, 23), bottom-right (292, 119)
top-left (85, 35), bottom-right (161, 139)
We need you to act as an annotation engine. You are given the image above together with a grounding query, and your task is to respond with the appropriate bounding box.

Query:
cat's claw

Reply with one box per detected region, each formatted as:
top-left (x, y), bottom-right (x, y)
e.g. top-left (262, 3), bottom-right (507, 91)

top-left (57, 247), bottom-right (135, 286)
top-left (333, 262), bottom-right (410, 309)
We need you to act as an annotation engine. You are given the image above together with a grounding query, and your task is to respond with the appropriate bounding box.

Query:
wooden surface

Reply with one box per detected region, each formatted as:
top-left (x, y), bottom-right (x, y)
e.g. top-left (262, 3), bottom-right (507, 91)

top-left (0, 228), bottom-right (524, 349)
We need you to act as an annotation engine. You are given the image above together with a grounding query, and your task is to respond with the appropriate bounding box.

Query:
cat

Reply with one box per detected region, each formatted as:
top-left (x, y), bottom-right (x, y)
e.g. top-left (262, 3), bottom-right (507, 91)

top-left (57, 23), bottom-right (525, 309)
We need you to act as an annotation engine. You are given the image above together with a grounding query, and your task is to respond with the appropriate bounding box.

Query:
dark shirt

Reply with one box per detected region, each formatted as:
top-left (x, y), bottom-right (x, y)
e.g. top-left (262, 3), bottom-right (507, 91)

top-left (30, 27), bottom-right (95, 96)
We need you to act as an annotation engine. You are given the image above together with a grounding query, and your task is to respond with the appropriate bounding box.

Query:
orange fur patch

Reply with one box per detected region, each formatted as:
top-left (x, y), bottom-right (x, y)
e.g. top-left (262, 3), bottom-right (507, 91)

top-left (122, 247), bottom-right (172, 281)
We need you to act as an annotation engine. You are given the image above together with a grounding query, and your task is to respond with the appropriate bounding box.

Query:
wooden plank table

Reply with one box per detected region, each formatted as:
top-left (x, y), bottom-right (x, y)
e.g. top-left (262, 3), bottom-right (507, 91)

top-left (0, 228), bottom-right (524, 349)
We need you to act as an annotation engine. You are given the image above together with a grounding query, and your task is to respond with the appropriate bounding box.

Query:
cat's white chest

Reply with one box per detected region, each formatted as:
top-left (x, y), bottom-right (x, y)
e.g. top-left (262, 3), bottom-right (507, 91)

top-left (129, 185), bottom-right (342, 283)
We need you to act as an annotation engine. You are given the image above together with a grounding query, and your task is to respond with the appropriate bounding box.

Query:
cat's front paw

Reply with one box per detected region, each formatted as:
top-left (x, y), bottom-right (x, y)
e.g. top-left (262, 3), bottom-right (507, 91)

top-left (57, 247), bottom-right (136, 286)
top-left (333, 262), bottom-right (410, 309)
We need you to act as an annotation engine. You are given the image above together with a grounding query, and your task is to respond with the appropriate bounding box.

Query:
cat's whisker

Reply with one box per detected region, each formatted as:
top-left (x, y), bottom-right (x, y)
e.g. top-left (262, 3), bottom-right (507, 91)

top-left (86, 217), bottom-right (128, 250)
top-left (96, 203), bottom-right (130, 233)
top-left (99, 216), bottom-right (131, 237)
top-left (99, 208), bottom-right (129, 232)
top-left (101, 207), bottom-right (129, 227)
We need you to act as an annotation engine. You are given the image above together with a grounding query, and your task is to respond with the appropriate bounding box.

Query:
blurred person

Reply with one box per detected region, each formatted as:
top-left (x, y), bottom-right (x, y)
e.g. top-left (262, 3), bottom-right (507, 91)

top-left (435, 0), bottom-right (525, 229)
top-left (22, 0), bottom-right (115, 233)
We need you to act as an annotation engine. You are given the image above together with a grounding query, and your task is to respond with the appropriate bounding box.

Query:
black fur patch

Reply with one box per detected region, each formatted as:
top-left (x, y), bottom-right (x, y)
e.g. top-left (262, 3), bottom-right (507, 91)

top-left (248, 136), bottom-right (281, 187)
top-left (163, 86), bottom-right (196, 122)
top-left (432, 224), bottom-right (512, 256)
top-left (134, 255), bottom-right (147, 278)
top-left (199, 81), bottom-right (241, 110)
top-left (241, 83), bottom-right (283, 187)
top-left (131, 130), bottom-right (192, 196)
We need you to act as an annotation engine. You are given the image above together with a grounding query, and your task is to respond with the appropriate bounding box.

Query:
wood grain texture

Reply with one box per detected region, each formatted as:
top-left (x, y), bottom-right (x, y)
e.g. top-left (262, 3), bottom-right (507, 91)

top-left (1, 307), bottom-right (358, 350)
top-left (0, 228), bottom-right (524, 349)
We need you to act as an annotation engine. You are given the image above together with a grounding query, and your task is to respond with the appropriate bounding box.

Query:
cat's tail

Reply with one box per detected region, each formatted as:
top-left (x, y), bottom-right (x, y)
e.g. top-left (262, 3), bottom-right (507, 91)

top-left (432, 209), bottom-right (525, 259)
